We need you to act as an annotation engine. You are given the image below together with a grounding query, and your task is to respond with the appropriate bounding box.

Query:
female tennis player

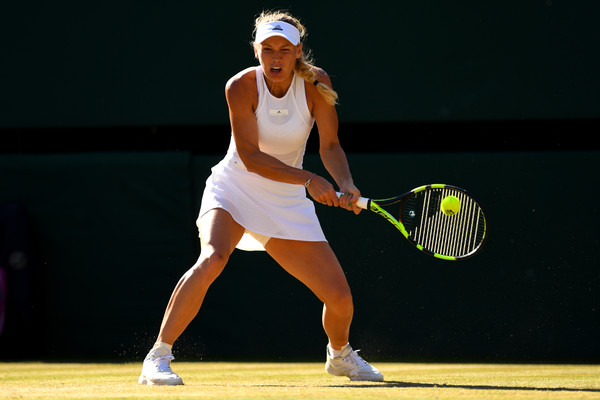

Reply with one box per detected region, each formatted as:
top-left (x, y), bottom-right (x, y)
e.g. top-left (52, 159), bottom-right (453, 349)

top-left (139, 10), bottom-right (383, 385)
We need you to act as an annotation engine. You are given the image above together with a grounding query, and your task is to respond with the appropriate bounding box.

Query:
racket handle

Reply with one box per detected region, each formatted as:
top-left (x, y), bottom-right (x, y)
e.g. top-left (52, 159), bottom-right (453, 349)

top-left (335, 192), bottom-right (369, 209)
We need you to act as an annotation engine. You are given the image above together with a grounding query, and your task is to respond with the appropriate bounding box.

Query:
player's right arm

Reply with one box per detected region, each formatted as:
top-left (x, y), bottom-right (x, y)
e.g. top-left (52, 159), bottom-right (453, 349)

top-left (225, 68), bottom-right (322, 188)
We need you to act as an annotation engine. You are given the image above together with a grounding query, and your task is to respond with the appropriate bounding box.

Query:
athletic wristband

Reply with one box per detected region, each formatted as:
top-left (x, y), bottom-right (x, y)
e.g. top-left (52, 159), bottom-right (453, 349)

top-left (304, 172), bottom-right (317, 187)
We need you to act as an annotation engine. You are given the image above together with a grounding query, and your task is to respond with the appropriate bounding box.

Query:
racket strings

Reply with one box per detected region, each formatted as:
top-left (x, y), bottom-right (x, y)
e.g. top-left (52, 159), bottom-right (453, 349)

top-left (409, 188), bottom-right (485, 258)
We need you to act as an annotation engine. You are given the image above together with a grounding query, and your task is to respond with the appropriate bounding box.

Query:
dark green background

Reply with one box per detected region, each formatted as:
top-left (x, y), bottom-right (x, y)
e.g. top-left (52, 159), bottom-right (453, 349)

top-left (1, 1), bottom-right (599, 363)
top-left (2, 1), bottom-right (599, 128)
top-left (1, 152), bottom-right (598, 362)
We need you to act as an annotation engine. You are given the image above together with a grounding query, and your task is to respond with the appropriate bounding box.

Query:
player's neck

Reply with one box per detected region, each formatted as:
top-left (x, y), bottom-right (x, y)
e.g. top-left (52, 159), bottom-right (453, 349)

top-left (264, 75), bottom-right (293, 98)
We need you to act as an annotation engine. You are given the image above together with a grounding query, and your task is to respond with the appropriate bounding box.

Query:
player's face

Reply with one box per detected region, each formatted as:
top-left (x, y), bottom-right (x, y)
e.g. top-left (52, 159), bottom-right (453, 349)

top-left (254, 36), bottom-right (302, 86)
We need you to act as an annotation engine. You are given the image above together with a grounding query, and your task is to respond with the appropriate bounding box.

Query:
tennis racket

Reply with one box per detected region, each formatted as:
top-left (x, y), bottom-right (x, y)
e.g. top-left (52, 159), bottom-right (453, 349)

top-left (337, 184), bottom-right (487, 260)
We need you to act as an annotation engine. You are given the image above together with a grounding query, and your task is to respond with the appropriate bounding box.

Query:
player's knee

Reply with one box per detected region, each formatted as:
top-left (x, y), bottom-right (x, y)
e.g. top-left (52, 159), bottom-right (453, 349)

top-left (328, 290), bottom-right (354, 317)
top-left (193, 247), bottom-right (230, 283)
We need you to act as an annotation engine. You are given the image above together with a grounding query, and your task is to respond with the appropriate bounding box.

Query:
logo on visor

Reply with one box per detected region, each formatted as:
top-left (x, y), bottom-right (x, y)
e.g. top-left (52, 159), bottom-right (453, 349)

top-left (272, 24), bottom-right (284, 31)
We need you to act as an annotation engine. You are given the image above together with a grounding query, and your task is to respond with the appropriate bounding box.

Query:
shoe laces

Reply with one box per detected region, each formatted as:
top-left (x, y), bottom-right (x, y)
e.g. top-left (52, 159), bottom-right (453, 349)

top-left (150, 354), bottom-right (175, 373)
top-left (342, 349), bottom-right (370, 368)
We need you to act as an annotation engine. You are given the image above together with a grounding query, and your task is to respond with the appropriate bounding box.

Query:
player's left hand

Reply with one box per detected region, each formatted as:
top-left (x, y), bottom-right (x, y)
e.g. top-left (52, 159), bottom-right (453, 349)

top-left (338, 185), bottom-right (362, 215)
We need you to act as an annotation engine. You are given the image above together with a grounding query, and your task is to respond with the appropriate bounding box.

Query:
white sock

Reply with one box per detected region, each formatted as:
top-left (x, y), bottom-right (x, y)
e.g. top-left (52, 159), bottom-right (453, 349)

top-left (329, 343), bottom-right (349, 358)
top-left (150, 342), bottom-right (173, 355)
top-left (154, 342), bottom-right (173, 350)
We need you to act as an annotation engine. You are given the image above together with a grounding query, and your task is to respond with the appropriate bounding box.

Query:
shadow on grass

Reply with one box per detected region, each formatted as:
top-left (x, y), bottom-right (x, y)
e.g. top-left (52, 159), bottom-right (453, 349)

top-left (323, 381), bottom-right (600, 393)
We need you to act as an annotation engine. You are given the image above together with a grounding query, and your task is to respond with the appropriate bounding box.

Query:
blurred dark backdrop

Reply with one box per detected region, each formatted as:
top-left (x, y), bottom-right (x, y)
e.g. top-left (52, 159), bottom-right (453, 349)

top-left (0, 1), bottom-right (598, 363)
top-left (2, 0), bottom-right (599, 153)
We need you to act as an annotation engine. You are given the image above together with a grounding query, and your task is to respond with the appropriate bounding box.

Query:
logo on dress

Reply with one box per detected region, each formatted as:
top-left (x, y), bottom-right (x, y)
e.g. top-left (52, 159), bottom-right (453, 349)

top-left (269, 109), bottom-right (289, 116)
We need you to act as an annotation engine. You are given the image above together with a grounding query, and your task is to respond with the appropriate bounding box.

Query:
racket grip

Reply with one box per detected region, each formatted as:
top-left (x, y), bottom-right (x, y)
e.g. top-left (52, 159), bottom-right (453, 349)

top-left (335, 192), bottom-right (369, 209)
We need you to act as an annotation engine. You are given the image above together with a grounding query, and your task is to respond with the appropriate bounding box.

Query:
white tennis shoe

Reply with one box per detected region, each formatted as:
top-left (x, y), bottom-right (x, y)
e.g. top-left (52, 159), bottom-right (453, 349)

top-left (325, 343), bottom-right (384, 381)
top-left (138, 345), bottom-right (184, 385)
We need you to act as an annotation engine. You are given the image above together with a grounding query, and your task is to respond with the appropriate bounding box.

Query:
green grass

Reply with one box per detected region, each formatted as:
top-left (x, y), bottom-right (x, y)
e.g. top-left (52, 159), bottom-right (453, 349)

top-left (1, 362), bottom-right (599, 399)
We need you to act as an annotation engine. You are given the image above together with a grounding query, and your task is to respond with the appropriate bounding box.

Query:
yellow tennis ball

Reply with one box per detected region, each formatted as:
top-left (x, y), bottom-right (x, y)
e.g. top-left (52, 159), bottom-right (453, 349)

top-left (441, 195), bottom-right (461, 215)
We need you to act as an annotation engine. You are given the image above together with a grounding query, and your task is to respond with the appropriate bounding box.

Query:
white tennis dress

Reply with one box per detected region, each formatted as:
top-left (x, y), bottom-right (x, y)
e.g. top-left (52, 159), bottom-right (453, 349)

top-left (197, 67), bottom-right (326, 251)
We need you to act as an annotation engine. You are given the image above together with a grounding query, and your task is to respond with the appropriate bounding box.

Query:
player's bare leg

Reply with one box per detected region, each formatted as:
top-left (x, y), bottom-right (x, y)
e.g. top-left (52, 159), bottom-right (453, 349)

top-left (266, 239), bottom-right (353, 348)
top-left (265, 239), bottom-right (383, 381)
top-left (157, 209), bottom-right (244, 344)
top-left (139, 209), bottom-right (244, 385)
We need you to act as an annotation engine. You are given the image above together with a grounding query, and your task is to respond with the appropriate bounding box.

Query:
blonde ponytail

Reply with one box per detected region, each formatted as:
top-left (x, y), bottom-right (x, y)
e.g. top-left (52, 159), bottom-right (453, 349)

top-left (254, 10), bottom-right (339, 106)
top-left (294, 56), bottom-right (339, 106)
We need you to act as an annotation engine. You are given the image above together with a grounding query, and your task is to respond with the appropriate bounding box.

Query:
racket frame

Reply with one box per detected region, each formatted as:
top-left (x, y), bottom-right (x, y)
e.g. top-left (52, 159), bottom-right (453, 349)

top-left (338, 184), bottom-right (487, 261)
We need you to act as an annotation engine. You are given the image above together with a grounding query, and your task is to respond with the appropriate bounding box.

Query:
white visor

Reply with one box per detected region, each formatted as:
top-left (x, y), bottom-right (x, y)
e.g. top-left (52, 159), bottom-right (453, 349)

top-left (255, 21), bottom-right (300, 45)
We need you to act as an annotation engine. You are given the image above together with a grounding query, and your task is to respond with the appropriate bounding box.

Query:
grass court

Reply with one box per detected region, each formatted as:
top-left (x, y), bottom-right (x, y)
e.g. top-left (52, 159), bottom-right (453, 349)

top-left (1, 362), bottom-right (599, 399)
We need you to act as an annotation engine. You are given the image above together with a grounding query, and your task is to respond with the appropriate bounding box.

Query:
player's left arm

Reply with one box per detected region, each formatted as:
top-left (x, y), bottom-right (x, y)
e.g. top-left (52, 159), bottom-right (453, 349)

top-left (308, 69), bottom-right (361, 214)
